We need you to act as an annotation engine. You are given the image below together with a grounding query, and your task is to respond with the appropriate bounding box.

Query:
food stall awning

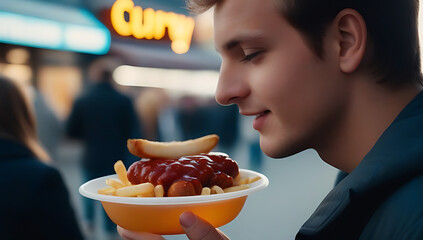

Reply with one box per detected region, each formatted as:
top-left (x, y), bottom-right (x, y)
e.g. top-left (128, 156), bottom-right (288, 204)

top-left (0, 0), bottom-right (111, 55)
top-left (111, 39), bottom-right (221, 71)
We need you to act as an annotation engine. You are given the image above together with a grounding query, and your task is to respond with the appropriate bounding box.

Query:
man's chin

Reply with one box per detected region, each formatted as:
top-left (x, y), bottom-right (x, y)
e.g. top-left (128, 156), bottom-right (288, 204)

top-left (260, 139), bottom-right (304, 159)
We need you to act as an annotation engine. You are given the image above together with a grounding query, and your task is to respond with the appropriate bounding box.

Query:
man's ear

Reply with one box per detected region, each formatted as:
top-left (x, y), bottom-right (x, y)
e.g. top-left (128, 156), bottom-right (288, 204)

top-left (334, 9), bottom-right (367, 73)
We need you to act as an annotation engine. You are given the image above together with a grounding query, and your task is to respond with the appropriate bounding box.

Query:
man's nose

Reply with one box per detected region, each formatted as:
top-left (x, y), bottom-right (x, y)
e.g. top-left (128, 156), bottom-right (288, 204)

top-left (215, 64), bottom-right (250, 106)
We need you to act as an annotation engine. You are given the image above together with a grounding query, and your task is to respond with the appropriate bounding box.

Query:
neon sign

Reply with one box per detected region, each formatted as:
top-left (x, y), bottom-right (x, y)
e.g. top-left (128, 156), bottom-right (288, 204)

top-left (111, 0), bottom-right (195, 54)
top-left (0, 11), bottom-right (110, 55)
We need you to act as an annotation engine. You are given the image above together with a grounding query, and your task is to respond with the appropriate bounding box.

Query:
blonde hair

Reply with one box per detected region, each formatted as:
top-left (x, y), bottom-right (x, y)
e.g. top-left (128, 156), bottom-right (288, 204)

top-left (0, 76), bottom-right (50, 162)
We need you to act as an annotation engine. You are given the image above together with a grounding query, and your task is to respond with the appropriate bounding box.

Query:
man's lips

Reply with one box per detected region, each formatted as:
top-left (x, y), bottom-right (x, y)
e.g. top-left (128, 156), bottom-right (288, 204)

top-left (239, 110), bottom-right (270, 117)
top-left (253, 110), bottom-right (270, 130)
top-left (255, 110), bottom-right (270, 119)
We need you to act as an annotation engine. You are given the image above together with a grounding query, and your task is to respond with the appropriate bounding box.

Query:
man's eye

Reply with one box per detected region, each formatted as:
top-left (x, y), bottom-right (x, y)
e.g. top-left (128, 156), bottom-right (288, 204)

top-left (240, 50), bottom-right (264, 62)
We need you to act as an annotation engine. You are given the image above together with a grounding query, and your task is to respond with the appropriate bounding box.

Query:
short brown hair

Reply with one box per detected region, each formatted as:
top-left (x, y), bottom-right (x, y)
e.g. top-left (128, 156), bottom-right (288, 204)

top-left (186, 0), bottom-right (220, 14)
top-left (186, 0), bottom-right (422, 86)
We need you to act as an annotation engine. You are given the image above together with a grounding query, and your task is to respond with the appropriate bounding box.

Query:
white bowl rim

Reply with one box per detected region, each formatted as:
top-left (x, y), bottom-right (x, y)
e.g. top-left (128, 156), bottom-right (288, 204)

top-left (79, 169), bottom-right (269, 205)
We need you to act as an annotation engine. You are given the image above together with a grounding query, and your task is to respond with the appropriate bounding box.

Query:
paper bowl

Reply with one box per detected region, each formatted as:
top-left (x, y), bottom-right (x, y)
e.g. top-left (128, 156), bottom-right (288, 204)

top-left (79, 169), bottom-right (269, 235)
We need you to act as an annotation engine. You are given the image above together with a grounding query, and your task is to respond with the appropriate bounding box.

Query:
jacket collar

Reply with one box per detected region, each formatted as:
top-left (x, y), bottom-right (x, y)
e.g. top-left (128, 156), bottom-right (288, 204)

top-left (298, 91), bottom-right (423, 237)
top-left (0, 137), bottom-right (34, 160)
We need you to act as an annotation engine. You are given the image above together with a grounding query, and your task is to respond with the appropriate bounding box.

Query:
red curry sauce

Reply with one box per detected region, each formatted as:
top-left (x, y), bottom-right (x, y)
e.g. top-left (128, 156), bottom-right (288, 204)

top-left (127, 153), bottom-right (239, 195)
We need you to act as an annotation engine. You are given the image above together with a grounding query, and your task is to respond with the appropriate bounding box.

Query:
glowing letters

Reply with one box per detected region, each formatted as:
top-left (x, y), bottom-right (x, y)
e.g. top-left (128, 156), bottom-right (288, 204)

top-left (111, 0), bottom-right (195, 54)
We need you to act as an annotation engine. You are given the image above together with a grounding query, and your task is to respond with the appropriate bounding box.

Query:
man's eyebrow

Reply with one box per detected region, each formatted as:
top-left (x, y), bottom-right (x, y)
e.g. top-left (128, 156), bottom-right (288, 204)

top-left (224, 40), bottom-right (240, 50)
top-left (219, 33), bottom-right (265, 52)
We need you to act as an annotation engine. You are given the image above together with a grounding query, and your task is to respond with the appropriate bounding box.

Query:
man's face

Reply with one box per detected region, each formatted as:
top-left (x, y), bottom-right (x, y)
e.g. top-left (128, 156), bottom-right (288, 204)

top-left (214, 0), bottom-right (350, 158)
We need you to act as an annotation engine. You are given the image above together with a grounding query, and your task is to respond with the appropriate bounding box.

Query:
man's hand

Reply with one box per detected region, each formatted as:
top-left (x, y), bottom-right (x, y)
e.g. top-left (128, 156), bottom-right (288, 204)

top-left (179, 212), bottom-right (230, 240)
top-left (117, 211), bottom-right (230, 240)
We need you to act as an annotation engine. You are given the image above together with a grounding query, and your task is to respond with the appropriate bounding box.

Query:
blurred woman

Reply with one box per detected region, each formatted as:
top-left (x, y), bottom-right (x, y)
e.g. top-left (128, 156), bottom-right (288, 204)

top-left (0, 76), bottom-right (84, 240)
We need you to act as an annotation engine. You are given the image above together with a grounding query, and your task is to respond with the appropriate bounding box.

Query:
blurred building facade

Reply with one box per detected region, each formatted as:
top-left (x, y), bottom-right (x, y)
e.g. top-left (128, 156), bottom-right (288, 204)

top-left (0, 1), bottom-right (226, 239)
top-left (0, 0), bottom-right (220, 119)
top-left (0, 0), bottom-right (224, 153)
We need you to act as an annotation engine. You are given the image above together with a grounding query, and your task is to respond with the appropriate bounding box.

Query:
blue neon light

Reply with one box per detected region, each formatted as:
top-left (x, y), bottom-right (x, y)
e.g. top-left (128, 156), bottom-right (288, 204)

top-left (0, 10), bottom-right (111, 55)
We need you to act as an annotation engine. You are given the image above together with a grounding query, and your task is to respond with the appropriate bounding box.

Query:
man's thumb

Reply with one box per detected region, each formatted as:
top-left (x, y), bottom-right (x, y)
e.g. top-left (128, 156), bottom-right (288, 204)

top-left (179, 211), bottom-right (229, 240)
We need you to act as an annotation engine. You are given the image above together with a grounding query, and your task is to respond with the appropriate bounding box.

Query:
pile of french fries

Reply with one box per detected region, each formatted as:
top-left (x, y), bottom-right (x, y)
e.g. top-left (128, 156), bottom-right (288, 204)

top-left (98, 160), bottom-right (260, 197)
top-left (98, 135), bottom-right (260, 197)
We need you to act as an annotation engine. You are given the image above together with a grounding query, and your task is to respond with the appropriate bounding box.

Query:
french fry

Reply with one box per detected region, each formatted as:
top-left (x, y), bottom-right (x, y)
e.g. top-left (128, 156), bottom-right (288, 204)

top-left (116, 182), bottom-right (154, 197)
top-left (237, 176), bottom-right (261, 185)
top-left (247, 176), bottom-right (261, 184)
top-left (137, 190), bottom-right (155, 197)
top-left (223, 185), bottom-right (249, 193)
top-left (154, 185), bottom-right (164, 197)
top-left (234, 175), bottom-right (241, 185)
top-left (114, 160), bottom-right (131, 186)
top-left (201, 187), bottom-right (211, 195)
top-left (236, 178), bottom-right (248, 185)
top-left (211, 185), bottom-right (224, 194)
top-left (127, 134), bottom-right (219, 159)
top-left (106, 178), bottom-right (126, 189)
top-left (98, 187), bottom-right (116, 195)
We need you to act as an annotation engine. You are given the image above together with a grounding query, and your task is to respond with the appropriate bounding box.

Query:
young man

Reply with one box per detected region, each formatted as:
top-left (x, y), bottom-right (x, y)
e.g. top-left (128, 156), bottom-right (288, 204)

top-left (118, 0), bottom-right (423, 239)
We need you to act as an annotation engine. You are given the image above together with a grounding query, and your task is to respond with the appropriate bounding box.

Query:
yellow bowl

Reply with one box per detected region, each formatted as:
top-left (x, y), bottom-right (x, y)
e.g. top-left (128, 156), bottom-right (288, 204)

top-left (79, 169), bottom-right (269, 235)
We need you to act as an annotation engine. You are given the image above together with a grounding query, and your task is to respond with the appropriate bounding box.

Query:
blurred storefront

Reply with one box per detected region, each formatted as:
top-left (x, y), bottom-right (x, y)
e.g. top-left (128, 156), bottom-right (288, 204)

top-left (0, 0), bottom-right (221, 120)
top-left (99, 0), bottom-right (220, 69)
top-left (0, 0), bottom-right (111, 119)
top-left (95, 0), bottom-right (221, 99)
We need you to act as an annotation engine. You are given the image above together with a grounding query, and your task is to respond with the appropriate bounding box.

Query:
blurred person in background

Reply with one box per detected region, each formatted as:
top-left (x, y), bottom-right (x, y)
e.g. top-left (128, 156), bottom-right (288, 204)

top-left (119, 0), bottom-right (423, 239)
top-left (177, 96), bottom-right (210, 140)
top-left (32, 87), bottom-right (64, 160)
top-left (0, 75), bottom-right (83, 240)
top-left (240, 116), bottom-right (263, 171)
top-left (66, 59), bottom-right (142, 239)
top-left (207, 100), bottom-right (239, 156)
top-left (177, 97), bottom-right (239, 156)
top-left (135, 88), bottom-right (170, 141)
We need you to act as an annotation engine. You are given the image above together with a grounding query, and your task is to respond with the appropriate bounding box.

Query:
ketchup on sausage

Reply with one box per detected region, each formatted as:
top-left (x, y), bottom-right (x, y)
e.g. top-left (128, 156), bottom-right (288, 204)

top-left (127, 153), bottom-right (239, 196)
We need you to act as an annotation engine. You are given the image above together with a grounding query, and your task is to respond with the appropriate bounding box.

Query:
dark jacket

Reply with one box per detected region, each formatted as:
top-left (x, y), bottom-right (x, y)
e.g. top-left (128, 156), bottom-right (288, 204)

top-left (296, 92), bottom-right (423, 240)
top-left (0, 138), bottom-right (83, 240)
top-left (66, 81), bottom-right (141, 173)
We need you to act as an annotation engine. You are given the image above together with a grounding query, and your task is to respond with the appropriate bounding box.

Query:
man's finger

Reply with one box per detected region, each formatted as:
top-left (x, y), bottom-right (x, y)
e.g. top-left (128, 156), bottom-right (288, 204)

top-left (180, 211), bottom-right (230, 240)
top-left (117, 226), bottom-right (165, 240)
